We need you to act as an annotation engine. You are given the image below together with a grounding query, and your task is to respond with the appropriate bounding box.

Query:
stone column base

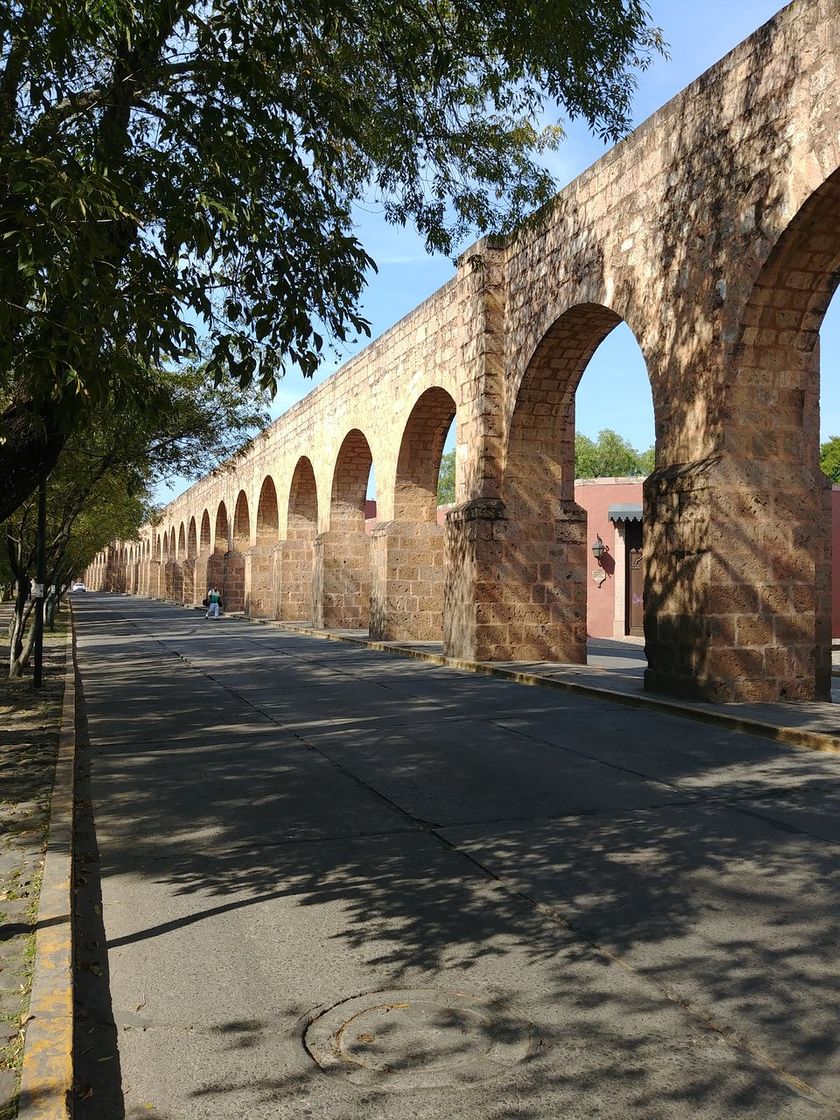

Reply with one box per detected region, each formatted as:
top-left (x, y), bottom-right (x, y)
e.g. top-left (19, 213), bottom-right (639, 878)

top-left (443, 498), bottom-right (587, 664)
top-left (370, 520), bottom-right (446, 641)
top-left (643, 456), bottom-right (831, 702)
top-left (313, 529), bottom-right (371, 629)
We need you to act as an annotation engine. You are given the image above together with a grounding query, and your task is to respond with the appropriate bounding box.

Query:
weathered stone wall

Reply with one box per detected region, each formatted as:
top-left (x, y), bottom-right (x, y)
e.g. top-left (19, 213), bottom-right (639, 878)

top-left (90, 1), bottom-right (840, 703)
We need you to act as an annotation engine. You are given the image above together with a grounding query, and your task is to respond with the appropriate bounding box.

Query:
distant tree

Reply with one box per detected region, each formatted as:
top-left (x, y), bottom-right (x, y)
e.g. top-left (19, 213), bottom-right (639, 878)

top-left (0, 1), bottom-right (664, 521)
top-left (3, 365), bottom-right (265, 676)
top-left (575, 429), bottom-right (652, 479)
top-left (638, 445), bottom-right (656, 474)
top-left (820, 437), bottom-right (840, 483)
top-left (4, 453), bottom-right (146, 676)
top-left (437, 450), bottom-right (456, 505)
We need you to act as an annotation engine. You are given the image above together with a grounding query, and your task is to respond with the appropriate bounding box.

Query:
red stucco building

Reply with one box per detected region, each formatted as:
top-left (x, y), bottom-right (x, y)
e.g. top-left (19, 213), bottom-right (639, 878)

top-left (576, 478), bottom-right (840, 640)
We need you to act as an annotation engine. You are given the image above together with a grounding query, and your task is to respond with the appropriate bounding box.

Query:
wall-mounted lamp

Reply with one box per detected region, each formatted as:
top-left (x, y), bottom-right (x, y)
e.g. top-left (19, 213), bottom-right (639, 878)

top-left (591, 535), bottom-right (607, 562)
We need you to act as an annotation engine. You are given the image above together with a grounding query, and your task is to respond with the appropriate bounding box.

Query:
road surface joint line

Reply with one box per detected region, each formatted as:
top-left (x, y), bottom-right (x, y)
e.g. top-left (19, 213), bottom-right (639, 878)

top-left (17, 619), bottom-right (76, 1120)
top-left (440, 836), bottom-right (838, 1110)
top-left (79, 598), bottom-right (840, 1109)
top-left (483, 720), bottom-right (840, 845)
top-left (241, 615), bottom-right (840, 757)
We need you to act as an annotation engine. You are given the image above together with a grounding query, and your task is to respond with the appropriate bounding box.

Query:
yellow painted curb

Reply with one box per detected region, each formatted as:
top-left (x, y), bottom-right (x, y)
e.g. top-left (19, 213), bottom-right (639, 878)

top-left (247, 616), bottom-right (840, 758)
top-left (17, 620), bottom-right (76, 1120)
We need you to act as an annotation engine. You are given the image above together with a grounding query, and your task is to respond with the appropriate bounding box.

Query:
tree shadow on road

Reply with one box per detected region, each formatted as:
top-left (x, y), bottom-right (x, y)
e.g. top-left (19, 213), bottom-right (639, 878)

top-left (72, 597), bottom-right (840, 1118)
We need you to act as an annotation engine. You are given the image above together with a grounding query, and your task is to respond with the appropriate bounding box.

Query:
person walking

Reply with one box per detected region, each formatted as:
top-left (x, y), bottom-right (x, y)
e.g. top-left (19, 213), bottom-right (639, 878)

top-left (205, 586), bottom-right (222, 619)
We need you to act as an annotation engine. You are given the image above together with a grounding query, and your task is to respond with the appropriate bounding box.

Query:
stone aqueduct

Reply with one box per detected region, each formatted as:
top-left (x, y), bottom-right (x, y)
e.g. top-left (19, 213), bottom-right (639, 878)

top-left (88, 0), bottom-right (840, 704)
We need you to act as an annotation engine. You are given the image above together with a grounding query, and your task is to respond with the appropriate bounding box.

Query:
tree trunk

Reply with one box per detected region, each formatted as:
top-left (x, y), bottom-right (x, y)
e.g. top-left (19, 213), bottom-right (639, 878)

top-left (11, 606), bottom-right (37, 677)
top-left (8, 584), bottom-right (33, 677)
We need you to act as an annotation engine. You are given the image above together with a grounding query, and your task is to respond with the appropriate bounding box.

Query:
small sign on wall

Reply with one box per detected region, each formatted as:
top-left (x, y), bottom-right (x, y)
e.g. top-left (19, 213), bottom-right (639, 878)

top-left (592, 569), bottom-right (607, 586)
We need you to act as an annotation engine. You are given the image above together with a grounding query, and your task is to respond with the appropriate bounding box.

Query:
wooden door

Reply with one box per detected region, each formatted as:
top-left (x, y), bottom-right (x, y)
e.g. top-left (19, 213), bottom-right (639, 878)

top-left (625, 521), bottom-right (644, 636)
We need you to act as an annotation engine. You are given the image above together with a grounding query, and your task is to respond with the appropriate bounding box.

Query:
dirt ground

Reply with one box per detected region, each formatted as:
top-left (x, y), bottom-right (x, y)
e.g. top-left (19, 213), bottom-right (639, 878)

top-left (0, 608), bottom-right (68, 1120)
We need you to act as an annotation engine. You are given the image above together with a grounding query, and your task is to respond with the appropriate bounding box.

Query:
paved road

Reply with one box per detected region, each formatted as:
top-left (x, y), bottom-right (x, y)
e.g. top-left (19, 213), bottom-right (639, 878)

top-left (72, 595), bottom-right (840, 1119)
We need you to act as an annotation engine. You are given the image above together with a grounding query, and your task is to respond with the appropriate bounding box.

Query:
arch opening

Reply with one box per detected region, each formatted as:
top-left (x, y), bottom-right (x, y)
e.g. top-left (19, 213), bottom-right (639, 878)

top-left (318, 430), bottom-right (374, 628)
top-left (495, 303), bottom-right (654, 664)
top-left (394, 388), bottom-right (458, 522)
top-left (372, 388), bottom-right (458, 642)
top-left (200, 510), bottom-right (211, 551)
top-left (233, 491), bottom-right (250, 549)
top-left (207, 502), bottom-right (229, 604)
top-left (214, 503), bottom-right (229, 553)
top-left (330, 429), bottom-right (373, 531)
top-left (224, 491), bottom-right (250, 612)
top-left (574, 321), bottom-right (655, 648)
top-left (250, 477), bottom-right (280, 617)
top-left (282, 457), bottom-right (319, 622)
top-left (256, 477), bottom-right (279, 543)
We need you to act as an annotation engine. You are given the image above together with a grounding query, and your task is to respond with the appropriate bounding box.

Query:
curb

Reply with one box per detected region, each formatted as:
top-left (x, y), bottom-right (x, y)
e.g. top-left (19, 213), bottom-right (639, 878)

top-left (244, 616), bottom-right (840, 758)
top-left (17, 620), bottom-right (76, 1120)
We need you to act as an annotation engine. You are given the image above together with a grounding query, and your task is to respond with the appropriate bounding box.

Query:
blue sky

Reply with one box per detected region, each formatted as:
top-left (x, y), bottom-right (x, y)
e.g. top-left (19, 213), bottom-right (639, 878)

top-left (159, 0), bottom-right (838, 502)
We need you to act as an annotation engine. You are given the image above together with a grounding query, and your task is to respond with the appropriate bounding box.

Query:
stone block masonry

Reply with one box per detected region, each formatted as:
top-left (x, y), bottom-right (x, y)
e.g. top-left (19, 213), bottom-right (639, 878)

top-left (90, 1), bottom-right (840, 703)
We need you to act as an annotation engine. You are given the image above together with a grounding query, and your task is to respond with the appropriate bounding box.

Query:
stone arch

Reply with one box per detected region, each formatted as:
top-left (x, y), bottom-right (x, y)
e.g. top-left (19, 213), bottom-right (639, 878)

top-left (316, 430), bottom-right (374, 628)
top-left (177, 522), bottom-right (186, 559)
top-left (224, 491), bottom-right (249, 612)
top-left (371, 387), bottom-right (457, 641)
top-left (282, 457), bottom-right (319, 622)
top-left (207, 502), bottom-right (229, 600)
top-left (329, 429), bottom-right (373, 530)
top-left (289, 457), bottom-right (318, 528)
top-left (481, 303), bottom-right (641, 664)
top-left (168, 526), bottom-right (183, 602)
top-left (159, 530), bottom-right (172, 599)
top-left (190, 511), bottom-right (210, 606)
top-left (505, 304), bottom-right (623, 517)
top-left (256, 476), bottom-right (279, 543)
top-left (393, 387), bottom-right (457, 521)
top-left (183, 517), bottom-right (198, 605)
top-left (233, 491), bottom-right (250, 549)
top-left (249, 477), bottom-right (280, 618)
top-left (214, 502), bottom-right (229, 553)
top-left (709, 165), bottom-right (840, 701)
top-left (200, 509), bottom-right (211, 551)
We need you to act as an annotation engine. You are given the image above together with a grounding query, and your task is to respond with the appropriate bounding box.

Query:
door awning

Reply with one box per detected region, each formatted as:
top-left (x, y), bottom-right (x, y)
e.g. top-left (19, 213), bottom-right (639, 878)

top-left (608, 504), bottom-right (643, 523)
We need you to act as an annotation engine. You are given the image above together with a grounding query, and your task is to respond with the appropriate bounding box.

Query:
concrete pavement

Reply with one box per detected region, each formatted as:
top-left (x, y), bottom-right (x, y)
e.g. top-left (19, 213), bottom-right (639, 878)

top-left (72, 595), bottom-right (840, 1119)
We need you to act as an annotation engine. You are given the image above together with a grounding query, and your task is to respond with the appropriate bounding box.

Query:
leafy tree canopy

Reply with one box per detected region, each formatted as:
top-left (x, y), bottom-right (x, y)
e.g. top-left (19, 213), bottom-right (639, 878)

top-left (575, 429), bottom-right (653, 479)
top-left (820, 437), bottom-right (840, 483)
top-left (0, 0), bottom-right (663, 520)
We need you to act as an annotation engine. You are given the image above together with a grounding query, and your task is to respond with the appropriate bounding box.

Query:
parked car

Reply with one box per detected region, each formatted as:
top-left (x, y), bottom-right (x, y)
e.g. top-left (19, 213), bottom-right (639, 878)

top-left (70, 582), bottom-right (87, 592)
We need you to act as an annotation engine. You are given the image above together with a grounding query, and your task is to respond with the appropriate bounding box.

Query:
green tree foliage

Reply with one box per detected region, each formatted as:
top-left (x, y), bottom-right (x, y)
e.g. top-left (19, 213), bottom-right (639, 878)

top-left (0, 1), bottom-right (663, 520)
top-left (3, 365), bottom-right (265, 676)
top-left (437, 449), bottom-right (456, 505)
top-left (575, 430), bottom-right (654, 478)
top-left (820, 437), bottom-right (840, 483)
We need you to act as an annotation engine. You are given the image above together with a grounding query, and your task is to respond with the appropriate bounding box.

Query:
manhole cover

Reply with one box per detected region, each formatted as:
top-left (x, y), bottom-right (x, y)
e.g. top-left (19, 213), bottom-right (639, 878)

top-left (303, 988), bottom-right (537, 1090)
